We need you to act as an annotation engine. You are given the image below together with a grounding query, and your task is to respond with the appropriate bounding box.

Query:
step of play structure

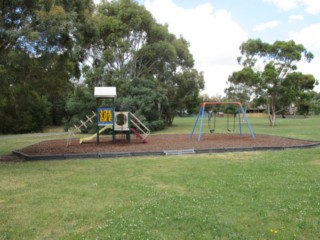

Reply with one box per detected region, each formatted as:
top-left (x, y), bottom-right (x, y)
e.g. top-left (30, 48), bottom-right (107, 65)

top-left (131, 128), bottom-right (147, 143)
top-left (129, 112), bottom-right (150, 142)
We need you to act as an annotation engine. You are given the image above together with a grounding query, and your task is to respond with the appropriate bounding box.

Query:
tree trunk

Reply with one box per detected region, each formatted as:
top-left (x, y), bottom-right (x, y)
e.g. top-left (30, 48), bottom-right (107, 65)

top-left (269, 111), bottom-right (276, 126)
top-left (267, 97), bottom-right (276, 126)
top-left (164, 108), bottom-right (174, 126)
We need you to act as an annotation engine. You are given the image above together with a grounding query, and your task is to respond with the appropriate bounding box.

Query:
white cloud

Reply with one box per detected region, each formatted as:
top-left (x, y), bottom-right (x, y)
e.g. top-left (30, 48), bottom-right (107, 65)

top-left (253, 20), bottom-right (282, 32)
top-left (264, 0), bottom-right (300, 11)
top-left (289, 24), bottom-right (320, 59)
top-left (289, 24), bottom-right (320, 91)
top-left (264, 0), bottom-right (320, 14)
top-left (288, 14), bottom-right (304, 22)
top-left (303, 0), bottom-right (320, 15)
top-left (145, 0), bottom-right (247, 96)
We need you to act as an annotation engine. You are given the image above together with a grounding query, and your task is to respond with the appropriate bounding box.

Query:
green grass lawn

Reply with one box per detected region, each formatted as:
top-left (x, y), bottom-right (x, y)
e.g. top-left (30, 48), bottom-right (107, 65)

top-left (164, 115), bottom-right (320, 141)
top-left (1, 116), bottom-right (320, 239)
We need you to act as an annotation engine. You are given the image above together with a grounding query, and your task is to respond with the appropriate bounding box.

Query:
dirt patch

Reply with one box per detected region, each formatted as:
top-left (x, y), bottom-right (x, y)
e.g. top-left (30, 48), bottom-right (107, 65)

top-left (9, 133), bottom-right (319, 161)
top-left (309, 160), bottom-right (320, 166)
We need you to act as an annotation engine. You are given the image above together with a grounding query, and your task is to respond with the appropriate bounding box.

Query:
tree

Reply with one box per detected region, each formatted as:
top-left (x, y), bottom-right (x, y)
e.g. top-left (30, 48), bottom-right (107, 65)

top-left (227, 39), bottom-right (316, 126)
top-left (85, 0), bottom-right (155, 93)
top-left (309, 91), bottom-right (320, 115)
top-left (84, 0), bottom-right (204, 127)
top-left (0, 0), bottom-right (204, 132)
top-left (119, 77), bottom-right (168, 131)
top-left (63, 85), bottom-right (96, 132)
top-left (169, 70), bottom-right (204, 118)
top-left (279, 73), bottom-right (317, 115)
top-left (0, 0), bottom-right (98, 133)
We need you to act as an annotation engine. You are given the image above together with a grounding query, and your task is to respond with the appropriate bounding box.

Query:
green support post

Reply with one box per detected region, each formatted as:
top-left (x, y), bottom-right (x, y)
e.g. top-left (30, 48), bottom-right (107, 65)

top-left (96, 99), bottom-right (100, 144)
top-left (112, 98), bottom-right (115, 143)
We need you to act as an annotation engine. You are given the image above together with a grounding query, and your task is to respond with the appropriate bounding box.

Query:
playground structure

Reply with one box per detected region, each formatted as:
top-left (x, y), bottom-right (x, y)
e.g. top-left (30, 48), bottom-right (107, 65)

top-left (190, 102), bottom-right (255, 142)
top-left (67, 87), bottom-right (150, 146)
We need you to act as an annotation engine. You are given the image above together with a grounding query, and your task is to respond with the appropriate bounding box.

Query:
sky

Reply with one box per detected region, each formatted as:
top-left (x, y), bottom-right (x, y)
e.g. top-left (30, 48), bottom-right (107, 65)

top-left (95, 0), bottom-right (320, 96)
top-left (138, 0), bottom-right (320, 96)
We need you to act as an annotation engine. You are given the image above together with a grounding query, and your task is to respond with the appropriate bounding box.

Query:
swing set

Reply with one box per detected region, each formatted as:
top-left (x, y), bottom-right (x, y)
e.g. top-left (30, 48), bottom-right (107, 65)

top-left (190, 102), bottom-right (255, 142)
top-left (208, 109), bottom-right (237, 133)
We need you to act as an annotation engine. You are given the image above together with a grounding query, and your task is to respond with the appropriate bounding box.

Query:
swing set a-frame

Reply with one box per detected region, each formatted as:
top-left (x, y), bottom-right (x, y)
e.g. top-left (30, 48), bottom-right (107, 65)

top-left (190, 102), bottom-right (255, 142)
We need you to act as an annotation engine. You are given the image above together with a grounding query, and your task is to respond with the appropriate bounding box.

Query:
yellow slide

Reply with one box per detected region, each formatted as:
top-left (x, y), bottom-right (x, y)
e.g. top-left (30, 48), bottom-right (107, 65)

top-left (79, 125), bottom-right (112, 144)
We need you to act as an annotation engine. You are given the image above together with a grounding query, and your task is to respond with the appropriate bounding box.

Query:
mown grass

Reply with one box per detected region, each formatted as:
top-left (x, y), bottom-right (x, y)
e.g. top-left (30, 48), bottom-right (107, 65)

top-left (164, 115), bottom-right (320, 141)
top-left (0, 133), bottom-right (68, 156)
top-left (1, 151), bottom-right (320, 239)
top-left (0, 115), bottom-right (320, 239)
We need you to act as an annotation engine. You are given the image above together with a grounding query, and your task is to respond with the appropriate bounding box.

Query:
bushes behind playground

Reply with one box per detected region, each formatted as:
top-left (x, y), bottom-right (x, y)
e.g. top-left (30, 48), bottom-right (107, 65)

top-left (147, 119), bottom-right (165, 131)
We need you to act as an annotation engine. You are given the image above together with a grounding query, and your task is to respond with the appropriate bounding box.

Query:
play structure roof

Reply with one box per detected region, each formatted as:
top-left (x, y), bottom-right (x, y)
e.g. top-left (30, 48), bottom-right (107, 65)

top-left (94, 87), bottom-right (117, 98)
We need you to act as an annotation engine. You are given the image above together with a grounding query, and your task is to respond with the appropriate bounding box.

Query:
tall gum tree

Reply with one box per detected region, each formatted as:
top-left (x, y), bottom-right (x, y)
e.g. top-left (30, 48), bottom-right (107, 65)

top-left (0, 0), bottom-right (98, 132)
top-left (85, 0), bottom-right (204, 127)
top-left (226, 39), bottom-right (315, 126)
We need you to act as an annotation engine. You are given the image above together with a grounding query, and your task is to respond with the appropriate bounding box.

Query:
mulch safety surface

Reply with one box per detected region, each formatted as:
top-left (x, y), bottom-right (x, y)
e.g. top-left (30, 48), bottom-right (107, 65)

top-left (12, 134), bottom-right (320, 161)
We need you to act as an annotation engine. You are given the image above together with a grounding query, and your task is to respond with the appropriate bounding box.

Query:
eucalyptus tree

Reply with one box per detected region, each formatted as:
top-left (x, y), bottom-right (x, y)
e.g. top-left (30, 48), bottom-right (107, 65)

top-left (85, 0), bottom-right (155, 91)
top-left (283, 73), bottom-right (317, 115)
top-left (85, 0), bottom-right (204, 128)
top-left (0, 0), bottom-right (98, 133)
top-left (119, 77), bottom-right (168, 131)
top-left (226, 39), bottom-right (316, 126)
top-left (309, 91), bottom-right (320, 115)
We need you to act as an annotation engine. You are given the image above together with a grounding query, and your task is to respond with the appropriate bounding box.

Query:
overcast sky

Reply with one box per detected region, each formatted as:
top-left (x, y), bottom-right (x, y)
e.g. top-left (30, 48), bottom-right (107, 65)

top-left (96, 0), bottom-right (320, 96)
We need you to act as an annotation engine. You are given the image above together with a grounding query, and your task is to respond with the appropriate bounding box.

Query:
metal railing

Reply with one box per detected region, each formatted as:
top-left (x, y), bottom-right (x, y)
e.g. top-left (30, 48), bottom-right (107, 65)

top-left (129, 112), bottom-right (150, 141)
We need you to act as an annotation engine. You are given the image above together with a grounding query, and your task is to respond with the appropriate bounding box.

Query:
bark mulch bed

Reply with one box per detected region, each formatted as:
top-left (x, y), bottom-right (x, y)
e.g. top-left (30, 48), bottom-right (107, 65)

top-left (9, 133), bottom-right (320, 161)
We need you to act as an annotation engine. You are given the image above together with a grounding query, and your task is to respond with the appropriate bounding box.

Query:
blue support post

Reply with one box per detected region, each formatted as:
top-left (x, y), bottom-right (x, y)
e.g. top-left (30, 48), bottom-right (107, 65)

top-left (240, 106), bottom-right (255, 139)
top-left (198, 106), bottom-right (206, 142)
top-left (190, 105), bottom-right (202, 139)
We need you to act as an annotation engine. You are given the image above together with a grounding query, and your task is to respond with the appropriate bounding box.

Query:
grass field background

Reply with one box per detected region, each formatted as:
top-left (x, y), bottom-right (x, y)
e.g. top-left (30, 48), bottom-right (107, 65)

top-left (1, 116), bottom-right (320, 239)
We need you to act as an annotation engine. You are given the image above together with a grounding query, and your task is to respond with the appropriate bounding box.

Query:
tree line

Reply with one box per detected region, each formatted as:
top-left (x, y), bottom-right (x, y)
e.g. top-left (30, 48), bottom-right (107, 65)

top-left (0, 0), bottom-right (204, 134)
top-left (1, 0), bottom-right (318, 134)
top-left (225, 39), bottom-right (319, 126)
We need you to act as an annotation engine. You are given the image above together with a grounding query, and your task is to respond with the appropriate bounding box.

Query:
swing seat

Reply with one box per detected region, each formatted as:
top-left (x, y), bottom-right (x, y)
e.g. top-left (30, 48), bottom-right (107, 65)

top-left (210, 129), bottom-right (215, 134)
top-left (227, 112), bottom-right (236, 132)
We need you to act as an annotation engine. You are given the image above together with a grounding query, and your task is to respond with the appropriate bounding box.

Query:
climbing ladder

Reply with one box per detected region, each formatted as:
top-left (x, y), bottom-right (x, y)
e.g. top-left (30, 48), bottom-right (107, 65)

top-left (129, 112), bottom-right (150, 143)
top-left (74, 111), bottom-right (97, 133)
top-left (67, 111), bottom-right (97, 146)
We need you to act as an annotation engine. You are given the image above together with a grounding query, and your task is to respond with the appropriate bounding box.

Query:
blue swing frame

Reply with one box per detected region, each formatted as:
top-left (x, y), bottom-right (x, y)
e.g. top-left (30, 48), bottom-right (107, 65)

top-left (190, 102), bottom-right (255, 142)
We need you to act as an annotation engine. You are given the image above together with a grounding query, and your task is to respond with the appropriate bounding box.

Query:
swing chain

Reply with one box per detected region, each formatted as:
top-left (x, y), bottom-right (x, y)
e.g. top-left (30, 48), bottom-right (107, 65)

top-left (227, 110), bottom-right (237, 132)
top-left (208, 110), bottom-right (216, 133)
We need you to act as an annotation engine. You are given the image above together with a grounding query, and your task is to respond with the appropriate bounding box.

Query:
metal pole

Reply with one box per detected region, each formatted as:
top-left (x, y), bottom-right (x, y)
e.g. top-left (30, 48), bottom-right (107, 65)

top-left (96, 99), bottom-right (100, 144)
top-left (240, 106), bottom-right (255, 139)
top-left (198, 105), bottom-right (206, 142)
top-left (112, 98), bottom-right (115, 143)
top-left (190, 105), bottom-right (202, 139)
top-left (238, 108), bottom-right (242, 136)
